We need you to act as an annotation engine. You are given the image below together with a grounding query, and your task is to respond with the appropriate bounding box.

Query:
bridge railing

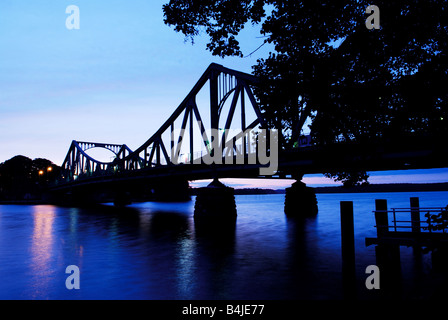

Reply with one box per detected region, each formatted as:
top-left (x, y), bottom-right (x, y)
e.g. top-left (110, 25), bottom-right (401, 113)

top-left (58, 128), bottom-right (279, 184)
top-left (374, 206), bottom-right (448, 235)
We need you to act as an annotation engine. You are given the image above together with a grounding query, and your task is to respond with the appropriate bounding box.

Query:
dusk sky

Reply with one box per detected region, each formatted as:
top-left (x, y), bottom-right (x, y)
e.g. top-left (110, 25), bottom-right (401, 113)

top-left (1, 0), bottom-right (448, 188)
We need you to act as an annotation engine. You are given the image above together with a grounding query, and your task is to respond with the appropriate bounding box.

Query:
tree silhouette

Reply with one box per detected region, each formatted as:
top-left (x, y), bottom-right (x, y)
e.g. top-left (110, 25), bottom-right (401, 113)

top-left (0, 156), bottom-right (60, 200)
top-left (163, 0), bottom-right (448, 184)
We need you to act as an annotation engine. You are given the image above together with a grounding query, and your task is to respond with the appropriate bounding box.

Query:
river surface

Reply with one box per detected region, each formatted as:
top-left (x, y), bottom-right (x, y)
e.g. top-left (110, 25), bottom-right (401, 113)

top-left (1, 191), bottom-right (448, 300)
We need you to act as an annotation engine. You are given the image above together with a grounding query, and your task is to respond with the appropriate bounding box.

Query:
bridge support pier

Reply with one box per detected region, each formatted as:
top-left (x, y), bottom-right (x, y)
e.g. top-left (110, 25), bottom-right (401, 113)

top-left (284, 176), bottom-right (318, 217)
top-left (194, 178), bottom-right (237, 221)
top-left (152, 179), bottom-right (191, 202)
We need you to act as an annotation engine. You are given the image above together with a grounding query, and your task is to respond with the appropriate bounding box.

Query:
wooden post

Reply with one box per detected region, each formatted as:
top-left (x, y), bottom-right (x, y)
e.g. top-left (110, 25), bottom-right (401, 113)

top-left (375, 244), bottom-right (402, 298)
top-left (340, 201), bottom-right (356, 298)
top-left (341, 201), bottom-right (355, 261)
top-left (410, 197), bottom-right (420, 233)
top-left (375, 199), bottom-right (389, 237)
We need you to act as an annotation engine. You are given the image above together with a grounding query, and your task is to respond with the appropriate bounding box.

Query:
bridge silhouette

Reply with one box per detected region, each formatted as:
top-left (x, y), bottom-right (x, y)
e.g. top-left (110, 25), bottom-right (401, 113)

top-left (50, 63), bottom-right (448, 213)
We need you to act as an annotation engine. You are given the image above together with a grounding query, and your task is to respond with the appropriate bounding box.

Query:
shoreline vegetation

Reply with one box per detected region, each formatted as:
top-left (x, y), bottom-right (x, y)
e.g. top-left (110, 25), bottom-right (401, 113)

top-left (1, 182), bottom-right (448, 205)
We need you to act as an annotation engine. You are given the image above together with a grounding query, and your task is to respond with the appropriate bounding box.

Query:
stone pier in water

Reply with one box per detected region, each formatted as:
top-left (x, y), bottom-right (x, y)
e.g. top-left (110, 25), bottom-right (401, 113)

top-left (284, 179), bottom-right (318, 217)
top-left (194, 178), bottom-right (237, 220)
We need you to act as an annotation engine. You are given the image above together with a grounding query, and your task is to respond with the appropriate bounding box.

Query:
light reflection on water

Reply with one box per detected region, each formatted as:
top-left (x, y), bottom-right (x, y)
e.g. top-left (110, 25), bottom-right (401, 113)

top-left (0, 192), bottom-right (447, 299)
top-left (30, 206), bottom-right (56, 299)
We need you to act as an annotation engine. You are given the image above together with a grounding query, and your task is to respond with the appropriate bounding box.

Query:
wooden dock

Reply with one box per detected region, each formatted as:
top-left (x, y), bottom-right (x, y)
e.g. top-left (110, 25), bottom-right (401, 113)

top-left (340, 197), bottom-right (448, 298)
top-left (365, 197), bottom-right (448, 248)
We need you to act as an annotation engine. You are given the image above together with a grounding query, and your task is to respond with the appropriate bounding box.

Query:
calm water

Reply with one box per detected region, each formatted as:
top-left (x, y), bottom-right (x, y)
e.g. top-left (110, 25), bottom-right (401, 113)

top-left (1, 191), bottom-right (448, 300)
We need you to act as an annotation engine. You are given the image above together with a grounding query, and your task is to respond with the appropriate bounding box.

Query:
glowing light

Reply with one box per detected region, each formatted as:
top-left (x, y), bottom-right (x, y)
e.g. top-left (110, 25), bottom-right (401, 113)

top-left (38, 170), bottom-right (44, 175)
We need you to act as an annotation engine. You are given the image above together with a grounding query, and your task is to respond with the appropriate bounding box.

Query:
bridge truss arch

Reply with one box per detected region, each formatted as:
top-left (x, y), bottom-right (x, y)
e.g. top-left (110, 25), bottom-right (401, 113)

top-left (119, 63), bottom-right (268, 171)
top-left (60, 140), bottom-right (133, 182)
top-left (59, 63), bottom-right (272, 184)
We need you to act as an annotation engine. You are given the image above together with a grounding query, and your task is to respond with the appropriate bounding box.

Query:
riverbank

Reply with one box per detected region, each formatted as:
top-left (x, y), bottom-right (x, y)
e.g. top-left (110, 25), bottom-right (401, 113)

top-left (0, 199), bottom-right (48, 205)
top-left (231, 182), bottom-right (448, 195)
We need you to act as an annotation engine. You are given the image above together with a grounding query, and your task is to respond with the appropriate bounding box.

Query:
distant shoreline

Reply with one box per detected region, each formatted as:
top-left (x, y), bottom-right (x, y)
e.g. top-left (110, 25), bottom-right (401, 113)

top-left (2, 182), bottom-right (448, 205)
top-left (231, 182), bottom-right (448, 195)
top-left (313, 182), bottom-right (448, 194)
top-left (0, 199), bottom-right (47, 205)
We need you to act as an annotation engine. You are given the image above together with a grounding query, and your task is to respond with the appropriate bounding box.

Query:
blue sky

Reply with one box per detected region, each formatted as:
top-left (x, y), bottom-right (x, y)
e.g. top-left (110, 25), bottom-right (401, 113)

top-left (0, 1), bottom-right (269, 161)
top-left (1, 0), bottom-right (447, 188)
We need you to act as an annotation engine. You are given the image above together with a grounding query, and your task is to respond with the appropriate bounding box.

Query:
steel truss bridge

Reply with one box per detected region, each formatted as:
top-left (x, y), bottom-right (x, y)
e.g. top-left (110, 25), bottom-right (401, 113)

top-left (50, 63), bottom-right (448, 204)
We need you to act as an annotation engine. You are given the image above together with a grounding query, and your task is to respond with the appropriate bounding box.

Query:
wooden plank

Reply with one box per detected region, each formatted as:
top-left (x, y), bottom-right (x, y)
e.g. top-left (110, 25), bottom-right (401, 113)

top-left (366, 232), bottom-right (448, 247)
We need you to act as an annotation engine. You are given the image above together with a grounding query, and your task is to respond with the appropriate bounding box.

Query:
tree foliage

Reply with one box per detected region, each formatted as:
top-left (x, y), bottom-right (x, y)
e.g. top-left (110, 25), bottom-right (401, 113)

top-left (324, 171), bottom-right (370, 188)
top-left (0, 156), bottom-right (60, 200)
top-left (163, 0), bottom-right (448, 185)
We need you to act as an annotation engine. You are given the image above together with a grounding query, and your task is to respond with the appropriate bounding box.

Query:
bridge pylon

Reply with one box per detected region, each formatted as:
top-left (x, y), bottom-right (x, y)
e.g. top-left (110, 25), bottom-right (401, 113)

top-left (284, 173), bottom-right (318, 217)
top-left (194, 178), bottom-right (237, 221)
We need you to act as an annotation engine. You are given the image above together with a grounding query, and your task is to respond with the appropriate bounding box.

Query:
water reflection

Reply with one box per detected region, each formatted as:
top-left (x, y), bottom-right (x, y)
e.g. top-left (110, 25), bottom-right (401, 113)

top-left (175, 232), bottom-right (197, 298)
top-left (30, 205), bottom-right (56, 298)
top-left (68, 208), bottom-right (79, 234)
top-left (133, 207), bottom-right (238, 299)
top-left (193, 218), bottom-right (236, 299)
top-left (147, 211), bottom-right (192, 241)
top-left (285, 214), bottom-right (345, 299)
top-left (137, 210), bottom-right (195, 299)
top-left (3, 193), bottom-right (448, 299)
